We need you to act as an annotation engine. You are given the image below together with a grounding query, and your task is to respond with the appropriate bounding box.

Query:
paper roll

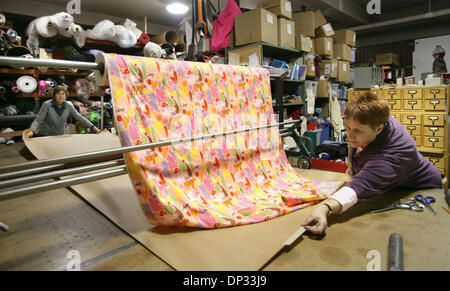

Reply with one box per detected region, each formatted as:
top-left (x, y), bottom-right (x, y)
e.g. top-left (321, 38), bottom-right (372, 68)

top-left (35, 16), bottom-right (58, 38)
top-left (151, 31), bottom-right (179, 45)
top-left (0, 13), bottom-right (5, 26)
top-left (94, 53), bottom-right (109, 87)
top-left (16, 76), bottom-right (37, 93)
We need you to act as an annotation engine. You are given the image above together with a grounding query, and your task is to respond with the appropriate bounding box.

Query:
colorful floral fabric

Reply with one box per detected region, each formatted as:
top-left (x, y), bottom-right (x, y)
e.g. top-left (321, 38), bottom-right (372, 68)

top-left (105, 54), bottom-right (340, 228)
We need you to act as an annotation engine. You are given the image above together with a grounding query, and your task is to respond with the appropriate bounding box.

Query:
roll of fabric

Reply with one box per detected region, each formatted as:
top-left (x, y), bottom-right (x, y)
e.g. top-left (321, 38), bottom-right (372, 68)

top-left (105, 54), bottom-right (339, 228)
top-left (16, 76), bottom-right (37, 93)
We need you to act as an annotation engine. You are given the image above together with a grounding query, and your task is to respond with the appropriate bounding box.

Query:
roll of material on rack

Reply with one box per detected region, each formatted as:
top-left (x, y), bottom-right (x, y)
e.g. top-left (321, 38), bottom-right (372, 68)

top-left (0, 13), bottom-right (6, 26)
top-left (93, 53), bottom-right (109, 87)
top-left (16, 76), bottom-right (37, 93)
top-left (151, 31), bottom-right (179, 45)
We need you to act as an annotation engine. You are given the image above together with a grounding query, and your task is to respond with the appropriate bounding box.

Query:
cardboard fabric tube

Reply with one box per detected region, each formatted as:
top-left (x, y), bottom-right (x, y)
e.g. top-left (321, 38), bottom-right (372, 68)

top-left (93, 53), bottom-right (109, 87)
top-left (151, 31), bottom-right (179, 45)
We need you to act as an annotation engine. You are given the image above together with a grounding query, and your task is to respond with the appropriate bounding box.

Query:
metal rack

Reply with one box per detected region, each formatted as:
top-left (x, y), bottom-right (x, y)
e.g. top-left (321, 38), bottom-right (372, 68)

top-left (0, 55), bottom-right (303, 201)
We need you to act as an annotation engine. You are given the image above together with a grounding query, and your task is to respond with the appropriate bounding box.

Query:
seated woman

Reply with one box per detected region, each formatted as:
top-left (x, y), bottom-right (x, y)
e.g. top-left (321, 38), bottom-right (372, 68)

top-left (302, 92), bottom-right (442, 234)
top-left (29, 85), bottom-right (101, 136)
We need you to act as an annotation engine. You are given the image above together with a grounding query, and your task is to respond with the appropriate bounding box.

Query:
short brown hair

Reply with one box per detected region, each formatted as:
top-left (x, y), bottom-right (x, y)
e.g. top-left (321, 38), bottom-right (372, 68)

top-left (53, 85), bottom-right (69, 97)
top-left (344, 92), bottom-right (390, 129)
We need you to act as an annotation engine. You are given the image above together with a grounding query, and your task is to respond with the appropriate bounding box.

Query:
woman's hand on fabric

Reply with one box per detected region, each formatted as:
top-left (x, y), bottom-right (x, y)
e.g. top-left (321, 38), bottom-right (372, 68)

top-left (93, 127), bottom-right (102, 134)
top-left (24, 128), bottom-right (35, 139)
top-left (301, 205), bottom-right (329, 235)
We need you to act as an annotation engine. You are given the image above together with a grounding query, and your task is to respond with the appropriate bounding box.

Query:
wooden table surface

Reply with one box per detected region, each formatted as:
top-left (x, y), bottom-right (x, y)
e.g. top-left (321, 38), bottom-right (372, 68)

top-left (0, 143), bottom-right (448, 270)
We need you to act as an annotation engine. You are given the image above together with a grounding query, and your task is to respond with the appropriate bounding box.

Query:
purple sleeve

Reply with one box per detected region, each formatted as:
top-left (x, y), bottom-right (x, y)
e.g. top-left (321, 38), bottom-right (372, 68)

top-left (347, 156), bottom-right (403, 201)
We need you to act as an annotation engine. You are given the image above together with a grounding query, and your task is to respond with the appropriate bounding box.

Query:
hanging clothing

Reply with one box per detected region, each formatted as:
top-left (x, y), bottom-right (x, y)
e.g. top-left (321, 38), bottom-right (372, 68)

top-left (329, 96), bottom-right (343, 136)
top-left (210, 0), bottom-right (242, 51)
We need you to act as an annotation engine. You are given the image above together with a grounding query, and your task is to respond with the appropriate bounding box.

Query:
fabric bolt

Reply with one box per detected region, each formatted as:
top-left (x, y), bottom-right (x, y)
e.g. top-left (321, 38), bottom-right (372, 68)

top-left (105, 54), bottom-right (342, 228)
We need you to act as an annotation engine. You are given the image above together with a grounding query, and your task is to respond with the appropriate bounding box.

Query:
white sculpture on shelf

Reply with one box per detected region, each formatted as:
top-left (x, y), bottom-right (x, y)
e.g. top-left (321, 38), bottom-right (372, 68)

top-left (85, 20), bottom-right (137, 48)
top-left (26, 12), bottom-right (86, 57)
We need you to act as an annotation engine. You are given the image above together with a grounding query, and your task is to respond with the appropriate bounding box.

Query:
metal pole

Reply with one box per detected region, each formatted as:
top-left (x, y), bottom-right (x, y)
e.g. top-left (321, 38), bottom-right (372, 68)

top-left (0, 56), bottom-right (103, 71)
top-left (0, 164), bottom-right (65, 182)
top-left (0, 120), bottom-right (299, 174)
top-left (0, 167), bottom-right (127, 201)
top-left (0, 159), bottom-right (124, 189)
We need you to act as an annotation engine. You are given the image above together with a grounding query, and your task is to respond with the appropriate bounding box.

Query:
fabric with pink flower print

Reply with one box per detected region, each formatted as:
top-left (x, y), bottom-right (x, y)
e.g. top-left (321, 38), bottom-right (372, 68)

top-left (105, 54), bottom-right (343, 228)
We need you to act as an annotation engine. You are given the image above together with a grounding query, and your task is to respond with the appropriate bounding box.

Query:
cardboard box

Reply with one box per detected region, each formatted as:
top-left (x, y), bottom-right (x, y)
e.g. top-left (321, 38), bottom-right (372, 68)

top-left (258, 0), bottom-right (293, 19)
top-left (333, 29), bottom-right (356, 47)
top-left (229, 28), bottom-right (235, 48)
top-left (314, 10), bottom-right (327, 29)
top-left (333, 43), bottom-right (351, 61)
top-left (235, 8), bottom-right (278, 46)
top-left (306, 60), bottom-right (316, 77)
top-left (278, 18), bottom-right (295, 49)
top-left (320, 59), bottom-right (338, 78)
top-left (295, 35), bottom-right (311, 52)
top-left (317, 79), bottom-right (331, 97)
top-left (310, 38), bottom-right (315, 54)
top-left (337, 61), bottom-right (350, 82)
top-left (315, 23), bottom-right (334, 38)
top-left (292, 11), bottom-right (315, 37)
top-left (227, 44), bottom-right (263, 66)
top-left (376, 53), bottom-right (399, 65)
top-left (315, 37), bottom-right (333, 57)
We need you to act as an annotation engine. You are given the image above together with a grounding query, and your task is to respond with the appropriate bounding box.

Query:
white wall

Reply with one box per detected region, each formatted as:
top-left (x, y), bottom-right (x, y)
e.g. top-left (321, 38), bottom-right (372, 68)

top-left (1, 0), bottom-right (177, 34)
top-left (413, 34), bottom-right (450, 81)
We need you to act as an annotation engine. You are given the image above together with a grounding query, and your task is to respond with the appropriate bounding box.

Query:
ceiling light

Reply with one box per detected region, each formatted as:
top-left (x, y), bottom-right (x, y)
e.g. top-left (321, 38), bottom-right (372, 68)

top-left (167, 3), bottom-right (189, 14)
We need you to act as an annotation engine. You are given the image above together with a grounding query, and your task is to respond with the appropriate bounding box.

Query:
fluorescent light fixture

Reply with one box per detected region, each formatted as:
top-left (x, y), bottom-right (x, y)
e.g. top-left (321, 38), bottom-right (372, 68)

top-left (167, 3), bottom-right (189, 14)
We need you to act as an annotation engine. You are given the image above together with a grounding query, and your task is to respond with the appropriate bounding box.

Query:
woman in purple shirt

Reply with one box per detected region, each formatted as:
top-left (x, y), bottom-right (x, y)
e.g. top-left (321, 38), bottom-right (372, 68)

top-left (302, 92), bottom-right (442, 235)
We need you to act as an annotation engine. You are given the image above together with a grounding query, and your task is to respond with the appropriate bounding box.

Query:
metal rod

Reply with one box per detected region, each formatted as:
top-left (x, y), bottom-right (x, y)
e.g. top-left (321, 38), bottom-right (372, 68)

top-left (0, 167), bottom-right (127, 201)
top-left (0, 159), bottom-right (125, 189)
top-left (0, 56), bottom-right (102, 71)
top-left (0, 120), bottom-right (299, 174)
top-left (0, 164), bottom-right (65, 182)
top-left (280, 132), bottom-right (293, 138)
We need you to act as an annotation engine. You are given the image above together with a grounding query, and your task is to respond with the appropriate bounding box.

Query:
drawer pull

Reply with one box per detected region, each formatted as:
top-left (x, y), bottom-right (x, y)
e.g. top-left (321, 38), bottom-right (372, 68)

top-left (429, 158), bottom-right (440, 166)
top-left (428, 116), bottom-right (439, 125)
top-left (430, 99), bottom-right (440, 109)
top-left (407, 100), bottom-right (418, 108)
top-left (387, 91), bottom-right (397, 99)
top-left (388, 101), bottom-right (397, 109)
top-left (406, 126), bottom-right (417, 135)
top-left (428, 137), bottom-right (439, 146)
top-left (407, 115), bottom-right (416, 124)
top-left (406, 90), bottom-right (418, 98)
top-left (429, 127), bottom-right (439, 135)
top-left (430, 89), bottom-right (442, 98)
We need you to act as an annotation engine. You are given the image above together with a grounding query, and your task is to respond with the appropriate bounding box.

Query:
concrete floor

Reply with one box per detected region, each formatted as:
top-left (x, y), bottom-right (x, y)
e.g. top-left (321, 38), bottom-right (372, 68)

top-left (1, 142), bottom-right (449, 270)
